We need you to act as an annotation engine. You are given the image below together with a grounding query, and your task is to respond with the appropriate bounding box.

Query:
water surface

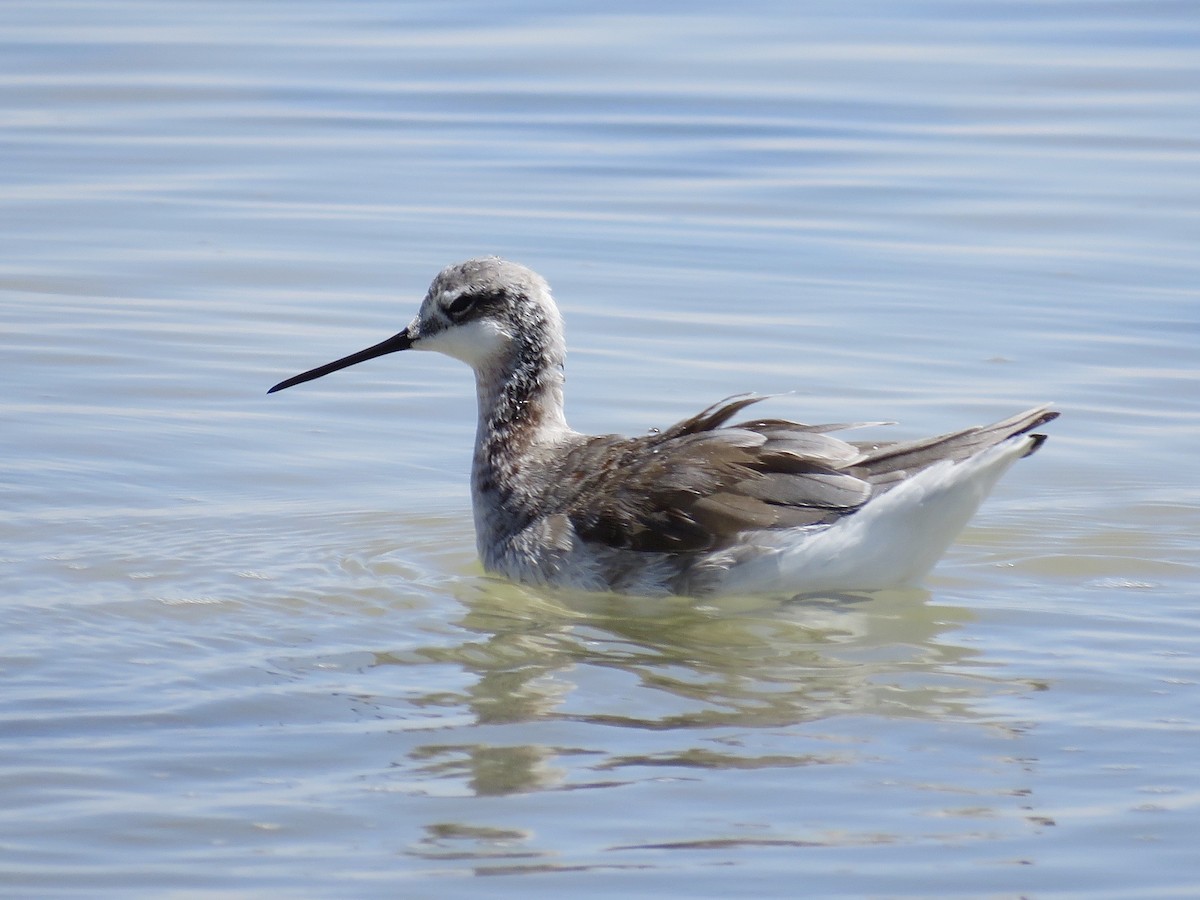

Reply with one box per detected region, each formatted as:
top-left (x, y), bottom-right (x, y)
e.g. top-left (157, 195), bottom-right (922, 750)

top-left (2, 1), bottom-right (1199, 896)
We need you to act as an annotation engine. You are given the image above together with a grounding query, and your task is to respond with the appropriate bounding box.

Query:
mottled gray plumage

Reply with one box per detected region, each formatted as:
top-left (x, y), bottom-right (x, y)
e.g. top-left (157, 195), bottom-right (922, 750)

top-left (270, 257), bottom-right (1058, 597)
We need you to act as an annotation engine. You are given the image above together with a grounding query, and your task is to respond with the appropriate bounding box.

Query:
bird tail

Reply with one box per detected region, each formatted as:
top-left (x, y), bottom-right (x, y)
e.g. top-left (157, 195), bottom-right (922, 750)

top-left (718, 429), bottom-right (1046, 595)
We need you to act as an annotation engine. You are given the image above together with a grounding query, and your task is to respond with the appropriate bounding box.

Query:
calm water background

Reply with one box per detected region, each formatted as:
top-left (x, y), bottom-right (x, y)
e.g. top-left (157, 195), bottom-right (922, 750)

top-left (3, 1), bottom-right (1199, 896)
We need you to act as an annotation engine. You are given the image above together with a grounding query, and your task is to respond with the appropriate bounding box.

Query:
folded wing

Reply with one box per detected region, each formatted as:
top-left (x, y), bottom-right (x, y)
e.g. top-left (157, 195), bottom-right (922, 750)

top-left (558, 396), bottom-right (1057, 555)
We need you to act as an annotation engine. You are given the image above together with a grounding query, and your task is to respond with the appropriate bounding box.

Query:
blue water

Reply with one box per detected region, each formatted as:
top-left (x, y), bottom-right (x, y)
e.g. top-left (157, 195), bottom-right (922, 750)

top-left (3, 1), bottom-right (1199, 896)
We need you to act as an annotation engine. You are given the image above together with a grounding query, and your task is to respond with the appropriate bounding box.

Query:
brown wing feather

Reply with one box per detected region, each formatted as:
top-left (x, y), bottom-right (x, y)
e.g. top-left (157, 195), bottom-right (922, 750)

top-left (557, 398), bottom-right (1058, 556)
top-left (560, 396), bottom-right (874, 554)
top-left (851, 405), bottom-right (1058, 487)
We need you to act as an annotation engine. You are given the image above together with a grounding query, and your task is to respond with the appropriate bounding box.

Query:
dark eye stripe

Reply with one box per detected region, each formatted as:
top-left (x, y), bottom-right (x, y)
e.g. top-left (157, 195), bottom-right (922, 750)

top-left (445, 293), bottom-right (476, 319)
top-left (445, 289), bottom-right (506, 322)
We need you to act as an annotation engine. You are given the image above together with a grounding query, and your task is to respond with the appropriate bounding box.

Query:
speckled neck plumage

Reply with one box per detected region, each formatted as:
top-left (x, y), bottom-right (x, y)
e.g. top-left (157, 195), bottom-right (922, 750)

top-left (475, 314), bottom-right (567, 453)
top-left (469, 302), bottom-right (572, 553)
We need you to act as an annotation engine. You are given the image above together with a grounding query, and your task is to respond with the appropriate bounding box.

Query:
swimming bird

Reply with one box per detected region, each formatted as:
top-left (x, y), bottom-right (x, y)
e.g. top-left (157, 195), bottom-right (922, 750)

top-left (269, 257), bottom-right (1057, 597)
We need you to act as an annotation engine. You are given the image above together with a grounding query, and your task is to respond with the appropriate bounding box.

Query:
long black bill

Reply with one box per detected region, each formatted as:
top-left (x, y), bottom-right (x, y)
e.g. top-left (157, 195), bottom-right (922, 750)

top-left (268, 329), bottom-right (413, 394)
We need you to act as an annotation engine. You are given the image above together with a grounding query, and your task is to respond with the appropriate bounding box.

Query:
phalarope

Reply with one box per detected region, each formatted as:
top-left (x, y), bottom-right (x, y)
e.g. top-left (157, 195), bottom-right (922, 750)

top-left (270, 257), bottom-right (1057, 597)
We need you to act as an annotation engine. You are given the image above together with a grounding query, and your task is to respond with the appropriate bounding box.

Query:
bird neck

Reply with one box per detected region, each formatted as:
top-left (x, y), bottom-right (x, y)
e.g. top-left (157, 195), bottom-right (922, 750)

top-left (472, 339), bottom-right (570, 468)
top-left (469, 341), bottom-right (571, 553)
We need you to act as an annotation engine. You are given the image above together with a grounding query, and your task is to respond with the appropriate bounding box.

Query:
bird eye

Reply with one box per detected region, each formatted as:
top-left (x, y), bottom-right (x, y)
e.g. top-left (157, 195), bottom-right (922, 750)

top-left (445, 292), bottom-right (477, 319)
